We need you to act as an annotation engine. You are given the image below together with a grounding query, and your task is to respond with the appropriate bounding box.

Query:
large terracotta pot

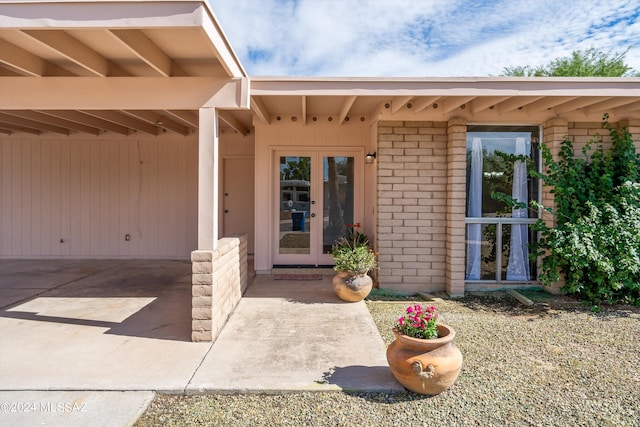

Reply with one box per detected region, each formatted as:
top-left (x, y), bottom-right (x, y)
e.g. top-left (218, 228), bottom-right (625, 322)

top-left (386, 324), bottom-right (463, 395)
top-left (332, 272), bottom-right (372, 302)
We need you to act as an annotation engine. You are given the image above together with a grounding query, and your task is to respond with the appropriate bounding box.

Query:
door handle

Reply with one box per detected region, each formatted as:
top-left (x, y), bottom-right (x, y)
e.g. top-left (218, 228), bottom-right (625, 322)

top-left (311, 213), bottom-right (316, 218)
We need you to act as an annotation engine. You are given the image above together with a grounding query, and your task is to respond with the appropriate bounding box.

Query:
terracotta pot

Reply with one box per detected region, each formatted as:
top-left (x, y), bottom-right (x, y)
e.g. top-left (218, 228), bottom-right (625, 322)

top-left (332, 272), bottom-right (372, 302)
top-left (386, 324), bottom-right (463, 395)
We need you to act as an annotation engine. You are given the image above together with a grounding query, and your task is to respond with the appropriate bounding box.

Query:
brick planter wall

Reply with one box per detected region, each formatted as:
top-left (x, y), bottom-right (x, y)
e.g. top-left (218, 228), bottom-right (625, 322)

top-left (191, 234), bottom-right (248, 342)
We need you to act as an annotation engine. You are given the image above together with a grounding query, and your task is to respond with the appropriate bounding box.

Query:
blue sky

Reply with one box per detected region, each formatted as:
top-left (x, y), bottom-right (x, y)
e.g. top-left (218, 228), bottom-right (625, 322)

top-left (208, 0), bottom-right (640, 77)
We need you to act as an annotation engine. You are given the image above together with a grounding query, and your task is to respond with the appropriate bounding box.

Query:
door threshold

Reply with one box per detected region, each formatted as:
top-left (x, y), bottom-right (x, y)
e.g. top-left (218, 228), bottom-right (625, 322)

top-left (272, 266), bottom-right (335, 275)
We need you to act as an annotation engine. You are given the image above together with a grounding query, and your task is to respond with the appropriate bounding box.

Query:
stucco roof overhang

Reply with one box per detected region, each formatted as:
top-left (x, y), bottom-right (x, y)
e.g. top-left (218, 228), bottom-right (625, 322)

top-left (249, 77), bottom-right (640, 126)
top-left (0, 0), bottom-right (251, 136)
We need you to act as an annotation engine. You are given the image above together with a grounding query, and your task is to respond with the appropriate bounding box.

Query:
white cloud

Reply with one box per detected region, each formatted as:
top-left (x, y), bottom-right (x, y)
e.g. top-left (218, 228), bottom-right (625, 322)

top-left (209, 0), bottom-right (640, 76)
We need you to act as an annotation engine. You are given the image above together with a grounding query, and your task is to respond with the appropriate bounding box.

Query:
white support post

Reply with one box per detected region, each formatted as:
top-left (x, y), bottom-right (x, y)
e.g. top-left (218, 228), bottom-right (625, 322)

top-left (198, 107), bottom-right (219, 249)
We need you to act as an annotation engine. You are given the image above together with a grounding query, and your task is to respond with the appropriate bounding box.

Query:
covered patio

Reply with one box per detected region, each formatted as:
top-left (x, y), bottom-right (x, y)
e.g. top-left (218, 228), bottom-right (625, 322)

top-left (0, 259), bottom-right (399, 393)
top-left (0, 0), bottom-right (253, 342)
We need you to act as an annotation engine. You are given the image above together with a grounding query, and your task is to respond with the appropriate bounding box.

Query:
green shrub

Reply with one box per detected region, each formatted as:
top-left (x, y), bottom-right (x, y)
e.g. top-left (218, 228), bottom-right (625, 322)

top-left (498, 115), bottom-right (640, 307)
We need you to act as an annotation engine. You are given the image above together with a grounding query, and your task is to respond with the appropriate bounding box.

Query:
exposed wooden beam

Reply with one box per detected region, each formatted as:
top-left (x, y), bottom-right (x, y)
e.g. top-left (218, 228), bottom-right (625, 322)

top-left (218, 110), bottom-right (247, 135)
top-left (584, 98), bottom-right (640, 115)
top-left (367, 102), bottom-right (387, 127)
top-left (122, 110), bottom-right (189, 136)
top-left (0, 112), bottom-right (70, 134)
top-left (411, 96), bottom-right (440, 114)
top-left (497, 96), bottom-right (543, 114)
top-left (251, 96), bottom-right (271, 124)
top-left (0, 77), bottom-right (246, 110)
top-left (301, 95), bottom-right (307, 125)
top-left (338, 95), bottom-right (357, 124)
top-left (554, 97), bottom-right (612, 114)
top-left (1, 110), bottom-right (101, 135)
top-left (38, 110), bottom-right (129, 135)
top-left (525, 97), bottom-right (577, 115)
top-left (0, 120), bottom-right (41, 134)
top-left (0, 39), bottom-right (44, 76)
top-left (391, 96), bottom-right (413, 114)
top-left (165, 110), bottom-right (199, 127)
top-left (81, 110), bottom-right (159, 135)
top-left (21, 30), bottom-right (115, 76)
top-left (442, 96), bottom-right (476, 114)
top-left (0, 128), bottom-right (12, 135)
top-left (612, 100), bottom-right (640, 116)
top-left (109, 29), bottom-right (187, 77)
top-left (469, 96), bottom-right (511, 114)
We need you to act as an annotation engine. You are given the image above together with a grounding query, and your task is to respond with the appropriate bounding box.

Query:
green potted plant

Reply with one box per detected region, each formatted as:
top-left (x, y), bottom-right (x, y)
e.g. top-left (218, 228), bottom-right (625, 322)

top-left (330, 224), bottom-right (377, 302)
top-left (386, 304), bottom-right (463, 395)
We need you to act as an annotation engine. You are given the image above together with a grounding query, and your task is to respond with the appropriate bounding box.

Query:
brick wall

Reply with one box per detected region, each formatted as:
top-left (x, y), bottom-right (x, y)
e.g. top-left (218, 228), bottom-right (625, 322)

top-left (376, 120), bottom-right (449, 294)
top-left (191, 234), bottom-right (248, 342)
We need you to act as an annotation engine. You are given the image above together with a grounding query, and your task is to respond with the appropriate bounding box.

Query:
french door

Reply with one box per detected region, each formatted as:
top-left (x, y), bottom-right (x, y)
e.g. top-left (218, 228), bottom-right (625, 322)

top-left (273, 149), bottom-right (362, 266)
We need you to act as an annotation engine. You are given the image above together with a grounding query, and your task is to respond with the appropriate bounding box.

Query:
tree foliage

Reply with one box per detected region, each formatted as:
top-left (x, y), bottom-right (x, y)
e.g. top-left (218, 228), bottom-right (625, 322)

top-left (526, 116), bottom-right (640, 307)
top-left (502, 47), bottom-right (640, 77)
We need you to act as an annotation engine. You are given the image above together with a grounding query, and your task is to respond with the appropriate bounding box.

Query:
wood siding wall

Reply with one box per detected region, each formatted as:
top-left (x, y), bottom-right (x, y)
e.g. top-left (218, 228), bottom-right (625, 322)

top-left (0, 134), bottom-right (197, 258)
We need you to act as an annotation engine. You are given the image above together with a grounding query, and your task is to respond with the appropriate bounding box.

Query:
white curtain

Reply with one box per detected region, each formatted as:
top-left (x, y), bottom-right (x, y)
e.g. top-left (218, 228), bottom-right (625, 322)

top-left (506, 137), bottom-right (530, 281)
top-left (465, 137), bottom-right (482, 280)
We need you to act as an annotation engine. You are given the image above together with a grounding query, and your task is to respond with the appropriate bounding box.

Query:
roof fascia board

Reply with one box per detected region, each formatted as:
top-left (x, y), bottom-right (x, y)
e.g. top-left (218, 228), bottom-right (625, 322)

top-left (0, 1), bottom-right (247, 78)
top-left (250, 78), bottom-right (640, 97)
top-left (0, 1), bottom-right (206, 29)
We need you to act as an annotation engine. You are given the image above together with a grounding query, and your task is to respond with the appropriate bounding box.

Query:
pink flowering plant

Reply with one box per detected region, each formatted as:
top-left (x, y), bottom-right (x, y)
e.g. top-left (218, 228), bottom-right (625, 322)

top-left (395, 304), bottom-right (439, 339)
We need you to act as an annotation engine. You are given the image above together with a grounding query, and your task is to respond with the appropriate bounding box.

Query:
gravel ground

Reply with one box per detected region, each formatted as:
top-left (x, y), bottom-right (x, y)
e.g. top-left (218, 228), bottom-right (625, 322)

top-left (135, 292), bottom-right (640, 427)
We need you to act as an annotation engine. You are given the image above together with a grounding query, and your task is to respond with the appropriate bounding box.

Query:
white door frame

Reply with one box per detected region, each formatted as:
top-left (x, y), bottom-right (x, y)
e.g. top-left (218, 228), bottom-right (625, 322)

top-left (272, 147), bottom-right (364, 266)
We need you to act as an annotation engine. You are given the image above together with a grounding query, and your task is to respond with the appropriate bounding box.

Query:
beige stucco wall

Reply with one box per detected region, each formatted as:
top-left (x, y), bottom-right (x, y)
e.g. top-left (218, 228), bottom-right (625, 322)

top-left (0, 133), bottom-right (198, 258)
top-left (252, 118), bottom-right (371, 272)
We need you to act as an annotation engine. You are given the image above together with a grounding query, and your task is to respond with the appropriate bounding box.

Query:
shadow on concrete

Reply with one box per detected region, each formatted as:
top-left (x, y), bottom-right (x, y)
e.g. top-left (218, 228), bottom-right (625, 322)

top-left (242, 275), bottom-right (346, 304)
top-left (0, 259), bottom-right (193, 342)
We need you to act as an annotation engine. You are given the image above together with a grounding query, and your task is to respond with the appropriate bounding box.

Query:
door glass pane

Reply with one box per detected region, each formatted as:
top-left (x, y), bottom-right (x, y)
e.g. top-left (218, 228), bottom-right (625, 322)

top-left (323, 156), bottom-right (354, 254)
top-left (279, 156), bottom-right (311, 255)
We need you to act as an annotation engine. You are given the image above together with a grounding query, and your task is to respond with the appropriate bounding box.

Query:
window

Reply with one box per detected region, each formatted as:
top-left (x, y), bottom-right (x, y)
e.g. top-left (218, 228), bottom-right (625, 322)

top-left (465, 125), bottom-right (540, 282)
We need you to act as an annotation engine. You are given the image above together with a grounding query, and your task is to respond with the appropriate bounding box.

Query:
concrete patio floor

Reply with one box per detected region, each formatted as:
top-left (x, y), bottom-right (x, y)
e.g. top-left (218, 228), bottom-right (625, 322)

top-left (0, 259), bottom-right (401, 424)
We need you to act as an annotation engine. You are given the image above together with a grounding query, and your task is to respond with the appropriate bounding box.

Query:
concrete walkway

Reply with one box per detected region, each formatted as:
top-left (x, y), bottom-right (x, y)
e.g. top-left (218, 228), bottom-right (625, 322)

top-left (0, 260), bottom-right (401, 426)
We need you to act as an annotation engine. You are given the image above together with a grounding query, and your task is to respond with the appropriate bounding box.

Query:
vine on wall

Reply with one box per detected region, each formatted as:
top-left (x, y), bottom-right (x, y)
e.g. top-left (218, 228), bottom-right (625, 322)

top-left (495, 115), bottom-right (640, 308)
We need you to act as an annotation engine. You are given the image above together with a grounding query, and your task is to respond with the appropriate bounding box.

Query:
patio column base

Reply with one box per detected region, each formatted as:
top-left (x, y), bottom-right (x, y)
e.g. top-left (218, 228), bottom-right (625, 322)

top-left (191, 234), bottom-right (248, 342)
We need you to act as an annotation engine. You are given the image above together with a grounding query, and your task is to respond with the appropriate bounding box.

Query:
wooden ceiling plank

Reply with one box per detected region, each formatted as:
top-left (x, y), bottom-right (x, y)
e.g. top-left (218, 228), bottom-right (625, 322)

top-left (251, 96), bottom-right (271, 125)
top-left (554, 97), bottom-right (612, 114)
top-left (39, 110), bottom-right (129, 135)
top-left (82, 110), bottom-right (159, 135)
top-left (0, 128), bottom-right (12, 135)
top-left (469, 96), bottom-right (511, 114)
top-left (122, 110), bottom-right (189, 136)
top-left (3, 110), bottom-right (101, 135)
top-left (585, 98), bottom-right (640, 115)
top-left (497, 96), bottom-right (543, 114)
top-left (525, 97), bottom-right (577, 115)
top-left (0, 111), bottom-right (69, 134)
top-left (612, 100), bottom-right (640, 115)
top-left (218, 110), bottom-right (247, 135)
top-left (391, 96), bottom-right (413, 114)
top-left (109, 29), bottom-right (187, 77)
top-left (338, 95), bottom-right (357, 124)
top-left (165, 110), bottom-right (199, 127)
top-left (442, 96), bottom-right (476, 114)
top-left (411, 96), bottom-right (441, 114)
top-left (0, 39), bottom-right (44, 76)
